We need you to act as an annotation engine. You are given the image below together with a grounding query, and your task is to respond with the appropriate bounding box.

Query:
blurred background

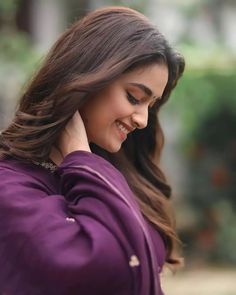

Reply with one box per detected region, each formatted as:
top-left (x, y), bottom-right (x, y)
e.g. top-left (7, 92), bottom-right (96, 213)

top-left (0, 0), bottom-right (236, 294)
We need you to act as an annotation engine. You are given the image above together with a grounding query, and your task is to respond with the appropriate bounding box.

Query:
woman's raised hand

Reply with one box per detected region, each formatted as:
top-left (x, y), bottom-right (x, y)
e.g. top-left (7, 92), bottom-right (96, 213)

top-left (58, 111), bottom-right (91, 158)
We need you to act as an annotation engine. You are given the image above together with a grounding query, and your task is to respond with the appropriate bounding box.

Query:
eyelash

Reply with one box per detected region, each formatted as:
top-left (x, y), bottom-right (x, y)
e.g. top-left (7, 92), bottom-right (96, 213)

top-left (126, 91), bottom-right (158, 109)
top-left (126, 92), bottom-right (140, 105)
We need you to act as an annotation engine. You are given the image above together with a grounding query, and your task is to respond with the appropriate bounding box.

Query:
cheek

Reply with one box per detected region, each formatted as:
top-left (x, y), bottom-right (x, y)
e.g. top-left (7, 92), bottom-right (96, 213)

top-left (80, 88), bottom-right (131, 130)
top-left (106, 94), bottom-right (133, 119)
top-left (80, 100), bottom-right (112, 137)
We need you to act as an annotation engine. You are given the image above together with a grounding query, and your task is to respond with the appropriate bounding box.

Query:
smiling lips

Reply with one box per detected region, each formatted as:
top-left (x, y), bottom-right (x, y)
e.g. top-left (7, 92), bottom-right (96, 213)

top-left (115, 120), bottom-right (133, 141)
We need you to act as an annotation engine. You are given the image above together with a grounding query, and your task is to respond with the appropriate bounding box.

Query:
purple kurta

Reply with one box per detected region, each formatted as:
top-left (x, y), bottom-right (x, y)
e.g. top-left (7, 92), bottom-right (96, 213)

top-left (0, 151), bottom-right (166, 295)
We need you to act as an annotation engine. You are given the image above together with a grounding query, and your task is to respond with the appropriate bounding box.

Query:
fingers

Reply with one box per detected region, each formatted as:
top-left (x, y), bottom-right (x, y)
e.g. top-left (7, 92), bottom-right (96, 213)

top-left (58, 111), bottom-right (91, 158)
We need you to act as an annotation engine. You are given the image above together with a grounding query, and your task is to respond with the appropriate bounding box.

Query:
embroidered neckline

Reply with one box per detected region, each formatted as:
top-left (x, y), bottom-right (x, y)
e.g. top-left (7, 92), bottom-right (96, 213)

top-left (33, 160), bottom-right (57, 173)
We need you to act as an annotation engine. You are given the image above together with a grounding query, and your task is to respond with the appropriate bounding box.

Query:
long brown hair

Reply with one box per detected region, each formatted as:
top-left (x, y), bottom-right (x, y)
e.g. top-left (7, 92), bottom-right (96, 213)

top-left (0, 6), bottom-right (185, 265)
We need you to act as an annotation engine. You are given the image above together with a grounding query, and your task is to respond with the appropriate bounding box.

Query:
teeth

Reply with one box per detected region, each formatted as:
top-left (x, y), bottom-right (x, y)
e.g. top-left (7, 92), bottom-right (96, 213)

top-left (116, 121), bottom-right (129, 134)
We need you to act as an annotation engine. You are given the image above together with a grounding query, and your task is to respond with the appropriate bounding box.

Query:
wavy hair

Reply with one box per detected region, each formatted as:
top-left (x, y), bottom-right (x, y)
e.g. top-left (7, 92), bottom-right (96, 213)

top-left (0, 6), bottom-right (185, 265)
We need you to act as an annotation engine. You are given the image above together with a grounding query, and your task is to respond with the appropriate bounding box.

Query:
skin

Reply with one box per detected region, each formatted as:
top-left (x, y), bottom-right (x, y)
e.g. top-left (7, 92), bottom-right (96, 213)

top-left (50, 63), bottom-right (168, 165)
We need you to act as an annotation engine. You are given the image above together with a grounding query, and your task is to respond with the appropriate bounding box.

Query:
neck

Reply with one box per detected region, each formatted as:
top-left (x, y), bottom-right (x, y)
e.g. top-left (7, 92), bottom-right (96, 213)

top-left (49, 146), bottom-right (64, 166)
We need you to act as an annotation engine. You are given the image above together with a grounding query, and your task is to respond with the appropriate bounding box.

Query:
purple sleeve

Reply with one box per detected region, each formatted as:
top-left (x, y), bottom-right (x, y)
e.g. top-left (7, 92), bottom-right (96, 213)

top-left (0, 152), bottom-right (138, 295)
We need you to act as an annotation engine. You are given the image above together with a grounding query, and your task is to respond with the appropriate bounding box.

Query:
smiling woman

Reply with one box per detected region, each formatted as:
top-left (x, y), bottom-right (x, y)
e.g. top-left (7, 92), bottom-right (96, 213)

top-left (0, 6), bottom-right (185, 295)
top-left (80, 64), bottom-right (168, 153)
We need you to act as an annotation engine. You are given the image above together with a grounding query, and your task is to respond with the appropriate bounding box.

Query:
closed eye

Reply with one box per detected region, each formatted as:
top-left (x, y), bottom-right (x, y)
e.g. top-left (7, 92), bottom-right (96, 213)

top-left (126, 92), bottom-right (140, 105)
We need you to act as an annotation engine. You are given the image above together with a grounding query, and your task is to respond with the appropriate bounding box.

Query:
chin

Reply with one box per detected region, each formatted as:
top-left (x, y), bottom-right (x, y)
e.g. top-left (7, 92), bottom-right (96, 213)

top-left (96, 142), bottom-right (122, 153)
top-left (108, 147), bottom-right (121, 153)
top-left (90, 135), bottom-right (123, 153)
top-left (104, 145), bottom-right (121, 153)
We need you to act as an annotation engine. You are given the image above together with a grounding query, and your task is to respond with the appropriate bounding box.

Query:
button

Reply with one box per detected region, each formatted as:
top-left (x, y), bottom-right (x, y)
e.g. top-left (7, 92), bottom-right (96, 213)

top-left (66, 217), bottom-right (76, 223)
top-left (129, 255), bottom-right (140, 267)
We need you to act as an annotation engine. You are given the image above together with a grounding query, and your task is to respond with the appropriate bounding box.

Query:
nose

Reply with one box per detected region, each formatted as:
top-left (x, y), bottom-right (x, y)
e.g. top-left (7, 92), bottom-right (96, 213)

top-left (131, 107), bottom-right (148, 129)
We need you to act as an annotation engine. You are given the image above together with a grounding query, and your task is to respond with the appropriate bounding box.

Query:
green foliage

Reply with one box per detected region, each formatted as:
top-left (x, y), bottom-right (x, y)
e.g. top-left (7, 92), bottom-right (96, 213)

top-left (0, 0), bottom-right (41, 126)
top-left (0, 31), bottom-right (38, 67)
top-left (166, 48), bottom-right (236, 265)
top-left (0, 0), bottom-right (39, 69)
top-left (165, 51), bottom-right (236, 144)
top-left (213, 201), bottom-right (236, 264)
top-left (0, 0), bottom-right (19, 20)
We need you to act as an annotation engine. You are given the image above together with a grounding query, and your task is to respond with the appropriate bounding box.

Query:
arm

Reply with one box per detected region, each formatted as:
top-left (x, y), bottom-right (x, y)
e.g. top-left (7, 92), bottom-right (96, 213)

top-left (0, 153), bottom-right (137, 295)
top-left (0, 112), bottom-right (161, 295)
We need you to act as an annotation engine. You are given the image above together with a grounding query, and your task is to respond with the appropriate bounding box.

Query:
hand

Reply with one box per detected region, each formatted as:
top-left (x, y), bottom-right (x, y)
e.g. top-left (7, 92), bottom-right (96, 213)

top-left (58, 111), bottom-right (91, 158)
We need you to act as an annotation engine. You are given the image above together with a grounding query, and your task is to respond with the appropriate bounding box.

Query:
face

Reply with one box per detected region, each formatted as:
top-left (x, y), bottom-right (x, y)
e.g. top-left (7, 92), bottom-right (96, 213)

top-left (80, 63), bottom-right (168, 153)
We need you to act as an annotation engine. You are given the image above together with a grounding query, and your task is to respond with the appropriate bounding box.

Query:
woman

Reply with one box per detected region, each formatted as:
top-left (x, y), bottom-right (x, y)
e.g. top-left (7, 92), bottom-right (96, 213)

top-left (0, 6), bottom-right (185, 295)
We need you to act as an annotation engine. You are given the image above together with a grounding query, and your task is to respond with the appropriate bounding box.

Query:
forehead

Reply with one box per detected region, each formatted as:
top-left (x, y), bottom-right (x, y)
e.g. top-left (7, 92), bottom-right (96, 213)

top-left (119, 63), bottom-right (169, 94)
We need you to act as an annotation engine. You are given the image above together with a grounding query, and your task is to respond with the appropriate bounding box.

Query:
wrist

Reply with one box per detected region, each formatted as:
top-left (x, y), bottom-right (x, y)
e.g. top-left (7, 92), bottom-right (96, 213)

top-left (62, 140), bottom-right (91, 157)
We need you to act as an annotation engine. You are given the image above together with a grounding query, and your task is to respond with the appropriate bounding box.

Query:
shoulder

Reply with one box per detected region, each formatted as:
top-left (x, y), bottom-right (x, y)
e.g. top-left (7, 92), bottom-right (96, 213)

top-left (0, 157), bottom-right (36, 183)
top-left (0, 157), bottom-right (57, 195)
top-left (0, 156), bottom-right (39, 174)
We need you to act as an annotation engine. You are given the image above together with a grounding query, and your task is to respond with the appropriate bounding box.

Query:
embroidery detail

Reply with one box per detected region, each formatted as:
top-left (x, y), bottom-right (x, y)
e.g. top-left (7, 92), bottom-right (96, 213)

top-left (129, 255), bottom-right (140, 267)
top-left (72, 165), bottom-right (158, 292)
top-left (33, 161), bottom-right (57, 173)
top-left (66, 217), bottom-right (76, 223)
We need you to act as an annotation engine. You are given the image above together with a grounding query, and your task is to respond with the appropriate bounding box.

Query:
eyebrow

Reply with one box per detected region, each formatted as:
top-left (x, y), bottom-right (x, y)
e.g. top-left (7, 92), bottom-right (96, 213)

top-left (128, 82), bottom-right (159, 100)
